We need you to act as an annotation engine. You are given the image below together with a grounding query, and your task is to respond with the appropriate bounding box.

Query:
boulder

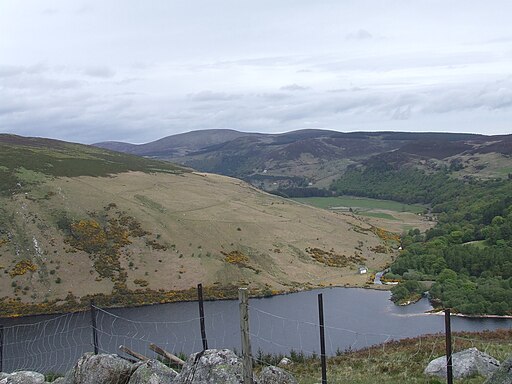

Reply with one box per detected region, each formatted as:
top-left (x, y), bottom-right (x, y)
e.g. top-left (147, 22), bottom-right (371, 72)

top-left (0, 371), bottom-right (45, 384)
top-left (425, 348), bottom-right (500, 379)
top-left (484, 356), bottom-right (512, 384)
top-left (128, 359), bottom-right (178, 384)
top-left (256, 366), bottom-right (297, 384)
top-left (67, 353), bottom-right (135, 384)
top-left (175, 349), bottom-right (243, 384)
top-left (277, 358), bottom-right (293, 368)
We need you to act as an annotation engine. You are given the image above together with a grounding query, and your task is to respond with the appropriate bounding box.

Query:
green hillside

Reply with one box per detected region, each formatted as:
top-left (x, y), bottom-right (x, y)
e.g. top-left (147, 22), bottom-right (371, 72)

top-left (0, 134), bottom-right (187, 196)
top-left (0, 135), bottom-right (391, 317)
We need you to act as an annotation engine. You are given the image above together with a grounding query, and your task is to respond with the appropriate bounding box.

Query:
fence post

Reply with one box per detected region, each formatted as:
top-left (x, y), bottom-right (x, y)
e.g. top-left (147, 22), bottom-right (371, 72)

top-left (197, 283), bottom-right (208, 350)
top-left (318, 294), bottom-right (327, 384)
top-left (0, 324), bottom-right (4, 372)
top-left (445, 309), bottom-right (453, 384)
top-left (90, 300), bottom-right (99, 355)
top-left (239, 288), bottom-right (253, 384)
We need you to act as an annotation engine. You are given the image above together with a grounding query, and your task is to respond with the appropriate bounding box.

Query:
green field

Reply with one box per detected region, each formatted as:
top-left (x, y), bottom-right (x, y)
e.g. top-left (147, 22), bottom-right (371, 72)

top-left (358, 211), bottom-right (399, 220)
top-left (293, 196), bottom-right (425, 214)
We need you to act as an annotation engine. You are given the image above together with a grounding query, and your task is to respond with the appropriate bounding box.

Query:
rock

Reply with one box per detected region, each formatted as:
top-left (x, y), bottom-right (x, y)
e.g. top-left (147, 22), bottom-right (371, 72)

top-left (484, 356), bottom-right (512, 384)
top-left (128, 359), bottom-right (178, 384)
top-left (256, 366), bottom-right (297, 384)
top-left (175, 349), bottom-right (243, 384)
top-left (0, 371), bottom-right (45, 384)
top-left (277, 358), bottom-right (293, 368)
top-left (425, 348), bottom-right (500, 379)
top-left (67, 353), bottom-right (135, 384)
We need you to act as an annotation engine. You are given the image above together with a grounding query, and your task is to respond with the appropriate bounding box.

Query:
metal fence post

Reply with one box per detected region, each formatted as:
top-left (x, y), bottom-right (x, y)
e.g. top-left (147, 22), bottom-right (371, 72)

top-left (90, 300), bottom-right (99, 355)
top-left (239, 288), bottom-right (253, 384)
top-left (197, 283), bottom-right (208, 350)
top-left (318, 294), bottom-right (327, 384)
top-left (445, 309), bottom-right (453, 384)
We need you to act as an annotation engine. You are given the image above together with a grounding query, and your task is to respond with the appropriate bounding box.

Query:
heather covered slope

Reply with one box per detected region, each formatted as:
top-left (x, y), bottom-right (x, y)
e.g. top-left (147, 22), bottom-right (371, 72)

top-left (94, 130), bottom-right (512, 191)
top-left (0, 135), bottom-right (393, 316)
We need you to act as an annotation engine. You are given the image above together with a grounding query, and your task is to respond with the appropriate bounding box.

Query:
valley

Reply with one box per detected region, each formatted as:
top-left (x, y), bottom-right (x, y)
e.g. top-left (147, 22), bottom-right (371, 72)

top-left (0, 134), bottom-right (394, 317)
top-left (96, 129), bottom-right (512, 316)
top-left (2, 130), bottom-right (512, 317)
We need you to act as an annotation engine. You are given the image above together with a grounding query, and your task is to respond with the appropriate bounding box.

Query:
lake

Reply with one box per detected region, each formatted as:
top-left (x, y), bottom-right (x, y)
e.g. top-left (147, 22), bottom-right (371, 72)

top-left (2, 287), bottom-right (511, 373)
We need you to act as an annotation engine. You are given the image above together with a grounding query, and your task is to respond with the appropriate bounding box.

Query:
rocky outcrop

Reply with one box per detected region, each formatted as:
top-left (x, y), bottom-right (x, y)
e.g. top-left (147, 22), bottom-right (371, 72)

top-left (425, 348), bottom-right (500, 379)
top-left (66, 353), bottom-right (135, 384)
top-left (0, 371), bottom-right (45, 384)
top-left (277, 358), bottom-right (293, 368)
top-left (0, 349), bottom-right (298, 384)
top-left (256, 366), bottom-right (297, 384)
top-left (484, 356), bottom-right (512, 384)
top-left (128, 360), bottom-right (178, 384)
top-left (175, 349), bottom-right (244, 384)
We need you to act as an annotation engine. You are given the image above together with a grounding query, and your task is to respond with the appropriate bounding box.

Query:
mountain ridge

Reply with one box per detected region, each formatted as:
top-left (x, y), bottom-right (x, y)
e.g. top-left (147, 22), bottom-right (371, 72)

top-left (93, 129), bottom-right (512, 192)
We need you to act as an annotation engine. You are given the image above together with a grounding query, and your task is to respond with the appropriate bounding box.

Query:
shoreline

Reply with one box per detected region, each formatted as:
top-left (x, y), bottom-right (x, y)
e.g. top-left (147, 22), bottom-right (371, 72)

top-left (0, 282), bottom-right (391, 320)
top-left (427, 309), bottom-right (512, 320)
top-left (4, 283), bottom-right (510, 321)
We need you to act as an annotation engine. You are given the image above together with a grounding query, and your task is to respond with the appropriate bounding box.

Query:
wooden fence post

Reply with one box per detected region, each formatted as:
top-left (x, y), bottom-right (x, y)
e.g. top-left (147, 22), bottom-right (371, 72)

top-left (318, 294), bottom-right (327, 384)
top-left (239, 288), bottom-right (253, 384)
top-left (90, 300), bottom-right (99, 355)
top-left (197, 283), bottom-right (208, 350)
top-left (445, 309), bottom-right (453, 384)
top-left (0, 324), bottom-right (4, 372)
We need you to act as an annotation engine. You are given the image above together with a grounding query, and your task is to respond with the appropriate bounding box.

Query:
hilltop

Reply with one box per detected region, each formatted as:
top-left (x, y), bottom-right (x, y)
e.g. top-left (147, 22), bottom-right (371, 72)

top-left (94, 130), bottom-right (512, 191)
top-left (0, 134), bottom-right (393, 317)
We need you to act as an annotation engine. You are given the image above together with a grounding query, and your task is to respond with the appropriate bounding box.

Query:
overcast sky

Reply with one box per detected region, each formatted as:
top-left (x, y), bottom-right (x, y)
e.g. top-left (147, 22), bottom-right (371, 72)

top-left (1, 1), bottom-right (511, 144)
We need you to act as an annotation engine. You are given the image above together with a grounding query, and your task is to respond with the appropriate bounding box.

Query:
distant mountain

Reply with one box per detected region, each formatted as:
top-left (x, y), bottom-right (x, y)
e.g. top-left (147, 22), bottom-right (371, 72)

top-left (94, 129), bottom-right (512, 192)
top-left (0, 134), bottom-right (388, 316)
top-left (95, 129), bottom-right (260, 157)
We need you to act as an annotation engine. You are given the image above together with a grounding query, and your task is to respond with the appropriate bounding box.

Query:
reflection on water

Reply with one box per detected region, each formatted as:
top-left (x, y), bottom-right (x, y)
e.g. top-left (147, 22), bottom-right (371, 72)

top-left (2, 287), bottom-right (511, 373)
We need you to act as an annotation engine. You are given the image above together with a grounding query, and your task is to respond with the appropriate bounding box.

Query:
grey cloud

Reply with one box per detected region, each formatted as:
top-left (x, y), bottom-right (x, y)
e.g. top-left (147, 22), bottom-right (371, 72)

top-left (83, 66), bottom-right (116, 78)
top-left (422, 80), bottom-right (512, 114)
top-left (188, 91), bottom-right (240, 101)
top-left (392, 105), bottom-right (412, 120)
top-left (76, 5), bottom-right (94, 14)
top-left (256, 93), bottom-right (292, 101)
top-left (0, 75), bottom-right (81, 90)
top-left (280, 84), bottom-right (310, 91)
top-left (41, 8), bottom-right (58, 15)
top-left (346, 29), bottom-right (373, 40)
top-left (0, 64), bottom-right (47, 78)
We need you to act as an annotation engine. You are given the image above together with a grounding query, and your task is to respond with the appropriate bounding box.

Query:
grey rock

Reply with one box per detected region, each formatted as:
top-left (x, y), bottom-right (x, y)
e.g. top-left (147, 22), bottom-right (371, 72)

top-left (257, 366), bottom-right (297, 384)
top-left (277, 358), bottom-right (293, 368)
top-left (68, 353), bottom-right (135, 384)
top-left (128, 360), bottom-right (178, 384)
top-left (0, 371), bottom-right (45, 384)
top-left (425, 347), bottom-right (500, 379)
top-left (484, 356), bottom-right (512, 384)
top-left (175, 349), bottom-right (243, 384)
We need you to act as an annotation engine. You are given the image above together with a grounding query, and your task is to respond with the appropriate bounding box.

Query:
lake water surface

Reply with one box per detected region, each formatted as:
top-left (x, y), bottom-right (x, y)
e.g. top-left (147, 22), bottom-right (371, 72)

top-left (2, 287), bottom-right (511, 373)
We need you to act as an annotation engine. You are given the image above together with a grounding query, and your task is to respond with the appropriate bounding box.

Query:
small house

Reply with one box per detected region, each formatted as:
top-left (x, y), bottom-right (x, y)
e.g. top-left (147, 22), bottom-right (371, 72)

top-left (358, 266), bottom-right (368, 274)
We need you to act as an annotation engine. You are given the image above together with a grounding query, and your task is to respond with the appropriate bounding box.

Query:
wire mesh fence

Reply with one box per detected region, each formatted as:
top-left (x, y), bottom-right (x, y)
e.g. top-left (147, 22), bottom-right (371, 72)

top-left (1, 286), bottom-right (511, 383)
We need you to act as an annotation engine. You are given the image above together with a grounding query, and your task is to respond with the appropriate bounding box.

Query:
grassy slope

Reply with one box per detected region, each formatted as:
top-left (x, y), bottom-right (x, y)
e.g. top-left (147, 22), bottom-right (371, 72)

top-left (0, 135), bottom-right (394, 317)
top-left (266, 329), bottom-right (512, 384)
